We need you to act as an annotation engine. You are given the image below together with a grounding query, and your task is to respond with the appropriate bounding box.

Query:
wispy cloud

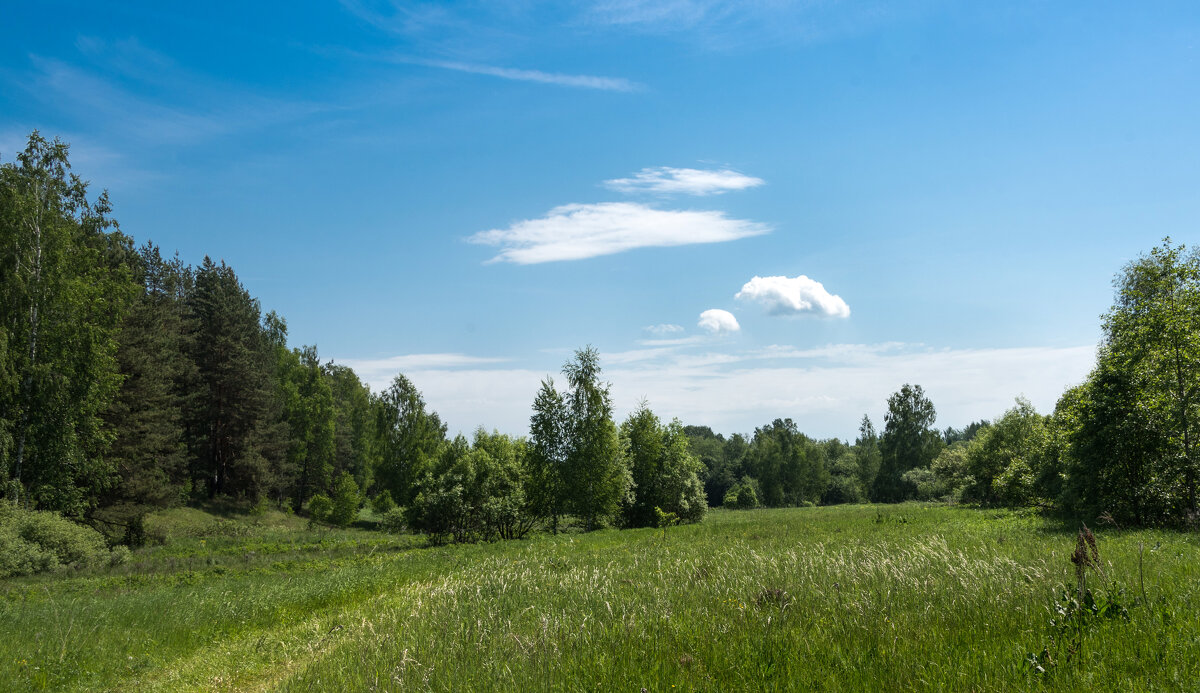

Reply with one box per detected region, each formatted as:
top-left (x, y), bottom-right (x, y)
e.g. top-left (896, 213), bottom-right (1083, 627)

top-left (580, 0), bottom-right (908, 50)
top-left (736, 274), bottom-right (851, 318)
top-left (604, 166), bottom-right (763, 195)
top-left (13, 44), bottom-right (331, 150)
top-left (412, 58), bottom-right (643, 92)
top-left (644, 323), bottom-right (685, 336)
top-left (341, 342), bottom-right (1097, 440)
top-left (698, 308), bottom-right (740, 334)
top-left (336, 353), bottom-right (510, 389)
top-left (469, 201), bottom-right (770, 264)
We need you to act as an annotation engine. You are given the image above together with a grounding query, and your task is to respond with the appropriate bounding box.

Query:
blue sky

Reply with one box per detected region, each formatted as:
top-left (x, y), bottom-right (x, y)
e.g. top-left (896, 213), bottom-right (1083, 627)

top-left (3, 1), bottom-right (1198, 439)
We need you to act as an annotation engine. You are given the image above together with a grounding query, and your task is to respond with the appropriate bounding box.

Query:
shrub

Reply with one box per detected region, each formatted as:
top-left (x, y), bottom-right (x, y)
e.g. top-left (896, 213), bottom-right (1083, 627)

top-left (108, 545), bottom-right (132, 567)
top-left (372, 490), bottom-right (396, 516)
top-left (901, 466), bottom-right (947, 501)
top-left (724, 478), bottom-right (759, 509)
top-left (329, 473), bottom-right (361, 527)
top-left (0, 504), bottom-right (114, 577)
top-left (0, 531), bottom-right (58, 577)
top-left (308, 494), bottom-right (333, 527)
top-left (379, 507), bottom-right (407, 534)
top-left (13, 508), bottom-right (109, 567)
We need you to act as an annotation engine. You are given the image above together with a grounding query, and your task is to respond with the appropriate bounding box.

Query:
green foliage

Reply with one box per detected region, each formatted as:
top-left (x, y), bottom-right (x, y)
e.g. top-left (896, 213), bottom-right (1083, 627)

top-left (276, 345), bottom-right (336, 507)
top-left (930, 441), bottom-right (974, 502)
top-left (562, 347), bottom-right (631, 530)
top-left (900, 466), bottom-right (946, 501)
top-left (1059, 239), bottom-right (1200, 524)
top-left (328, 472), bottom-right (361, 527)
top-left (0, 131), bottom-right (136, 514)
top-left (307, 494), bottom-right (332, 526)
top-left (962, 397), bottom-right (1048, 506)
top-left (371, 490), bottom-right (396, 516)
top-left (527, 378), bottom-right (568, 532)
top-left (823, 451), bottom-right (865, 504)
top-left (854, 415), bottom-right (882, 495)
top-left (873, 384), bottom-right (943, 502)
top-left (184, 257), bottom-right (282, 499)
top-left (379, 506), bottom-right (406, 533)
top-left (98, 243), bottom-right (191, 525)
top-left (530, 348), bottom-right (631, 531)
top-left (620, 405), bottom-right (707, 527)
top-left (723, 476), bottom-right (760, 509)
top-left (325, 363), bottom-right (379, 495)
top-left (407, 431), bottom-right (536, 543)
top-left (374, 374), bottom-right (446, 506)
top-left (0, 503), bottom-right (114, 576)
top-left (747, 418), bottom-right (828, 507)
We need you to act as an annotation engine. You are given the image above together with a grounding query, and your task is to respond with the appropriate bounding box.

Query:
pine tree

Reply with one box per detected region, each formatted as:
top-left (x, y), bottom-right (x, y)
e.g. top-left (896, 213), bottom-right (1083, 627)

top-left (183, 257), bottom-right (279, 498)
top-left (97, 243), bottom-right (192, 530)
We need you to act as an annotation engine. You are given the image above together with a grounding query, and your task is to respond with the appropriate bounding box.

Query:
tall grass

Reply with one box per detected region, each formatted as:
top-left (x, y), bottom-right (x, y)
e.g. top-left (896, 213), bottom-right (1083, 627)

top-left (1, 505), bottom-right (1197, 691)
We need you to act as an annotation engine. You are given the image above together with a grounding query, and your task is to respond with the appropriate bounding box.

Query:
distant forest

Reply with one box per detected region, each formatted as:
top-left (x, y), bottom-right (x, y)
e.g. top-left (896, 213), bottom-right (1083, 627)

top-left (3, 132), bottom-right (1199, 546)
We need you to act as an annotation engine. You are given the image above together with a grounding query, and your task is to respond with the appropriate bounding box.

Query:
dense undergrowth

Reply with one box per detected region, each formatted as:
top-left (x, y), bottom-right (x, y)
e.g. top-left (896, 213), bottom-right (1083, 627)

top-left (1, 504), bottom-right (1197, 691)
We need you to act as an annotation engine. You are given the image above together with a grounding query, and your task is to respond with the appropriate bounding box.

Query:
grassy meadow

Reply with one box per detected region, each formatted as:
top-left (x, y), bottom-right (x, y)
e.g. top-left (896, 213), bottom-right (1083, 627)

top-left (1, 504), bottom-right (1198, 692)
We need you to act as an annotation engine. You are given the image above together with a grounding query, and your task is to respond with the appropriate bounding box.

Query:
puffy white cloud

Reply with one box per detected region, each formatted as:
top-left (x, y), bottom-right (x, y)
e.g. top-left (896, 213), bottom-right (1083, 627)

top-left (604, 166), bottom-right (764, 195)
top-left (698, 308), bottom-right (740, 334)
top-left (736, 275), bottom-right (850, 318)
top-left (469, 202), bottom-right (770, 264)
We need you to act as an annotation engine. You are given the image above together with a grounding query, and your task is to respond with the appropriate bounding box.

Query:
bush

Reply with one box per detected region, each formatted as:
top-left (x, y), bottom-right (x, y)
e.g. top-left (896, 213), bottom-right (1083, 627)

top-left (108, 545), bottom-right (132, 567)
top-left (0, 504), bottom-right (114, 577)
top-left (901, 467), bottom-right (947, 502)
top-left (379, 507), bottom-right (407, 534)
top-left (0, 531), bottom-right (58, 577)
top-left (723, 478), bottom-right (760, 509)
top-left (13, 509), bottom-right (109, 567)
top-left (372, 490), bottom-right (396, 516)
top-left (329, 473), bottom-right (361, 527)
top-left (308, 494), bottom-right (333, 527)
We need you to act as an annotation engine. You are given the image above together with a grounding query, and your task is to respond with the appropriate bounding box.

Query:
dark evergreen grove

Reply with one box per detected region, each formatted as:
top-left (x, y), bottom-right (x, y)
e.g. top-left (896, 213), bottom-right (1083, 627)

top-left (2, 131), bottom-right (1199, 548)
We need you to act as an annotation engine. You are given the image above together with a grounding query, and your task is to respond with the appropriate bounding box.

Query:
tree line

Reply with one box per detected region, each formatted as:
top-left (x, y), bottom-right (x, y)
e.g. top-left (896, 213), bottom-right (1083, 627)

top-left (0, 133), bottom-right (709, 543)
top-left (682, 239), bottom-right (1200, 528)
top-left (2, 132), bottom-right (1197, 542)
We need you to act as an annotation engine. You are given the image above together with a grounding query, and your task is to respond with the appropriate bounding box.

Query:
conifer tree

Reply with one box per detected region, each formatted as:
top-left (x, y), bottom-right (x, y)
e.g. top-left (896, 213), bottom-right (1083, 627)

top-left (184, 257), bottom-right (279, 498)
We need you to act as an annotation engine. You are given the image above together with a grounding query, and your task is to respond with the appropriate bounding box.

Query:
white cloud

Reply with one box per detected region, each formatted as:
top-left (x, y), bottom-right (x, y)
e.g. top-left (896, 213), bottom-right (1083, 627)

top-left (338, 343), bottom-right (1097, 440)
top-left (469, 202), bottom-right (770, 264)
top-left (336, 353), bottom-right (509, 388)
top-left (736, 275), bottom-right (850, 318)
top-left (698, 309), bottom-right (740, 334)
top-left (414, 58), bottom-right (643, 92)
top-left (644, 323), bottom-right (685, 336)
top-left (604, 167), bottom-right (764, 195)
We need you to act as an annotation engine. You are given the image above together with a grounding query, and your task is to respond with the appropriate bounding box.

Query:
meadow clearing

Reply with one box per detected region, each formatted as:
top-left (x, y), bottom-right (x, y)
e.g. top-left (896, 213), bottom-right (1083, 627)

top-left (1, 504), bottom-right (1197, 692)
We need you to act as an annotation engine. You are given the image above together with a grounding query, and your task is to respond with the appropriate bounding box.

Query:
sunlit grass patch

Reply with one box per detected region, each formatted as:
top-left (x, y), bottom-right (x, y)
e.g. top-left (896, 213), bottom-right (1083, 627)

top-left (1, 504), bottom-right (1198, 691)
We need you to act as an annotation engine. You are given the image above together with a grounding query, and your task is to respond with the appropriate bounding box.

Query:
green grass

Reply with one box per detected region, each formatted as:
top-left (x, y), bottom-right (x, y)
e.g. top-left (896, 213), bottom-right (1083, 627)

top-left (1, 504), bottom-right (1198, 691)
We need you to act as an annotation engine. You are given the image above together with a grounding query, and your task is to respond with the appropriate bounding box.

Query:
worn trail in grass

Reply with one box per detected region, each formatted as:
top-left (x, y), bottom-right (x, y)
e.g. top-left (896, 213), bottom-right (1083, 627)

top-left (2, 505), bottom-right (1198, 691)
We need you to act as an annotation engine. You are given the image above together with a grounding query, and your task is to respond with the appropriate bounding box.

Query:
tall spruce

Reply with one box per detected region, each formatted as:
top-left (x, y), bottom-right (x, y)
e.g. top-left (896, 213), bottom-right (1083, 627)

top-left (98, 243), bottom-right (192, 526)
top-left (184, 257), bottom-right (279, 498)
